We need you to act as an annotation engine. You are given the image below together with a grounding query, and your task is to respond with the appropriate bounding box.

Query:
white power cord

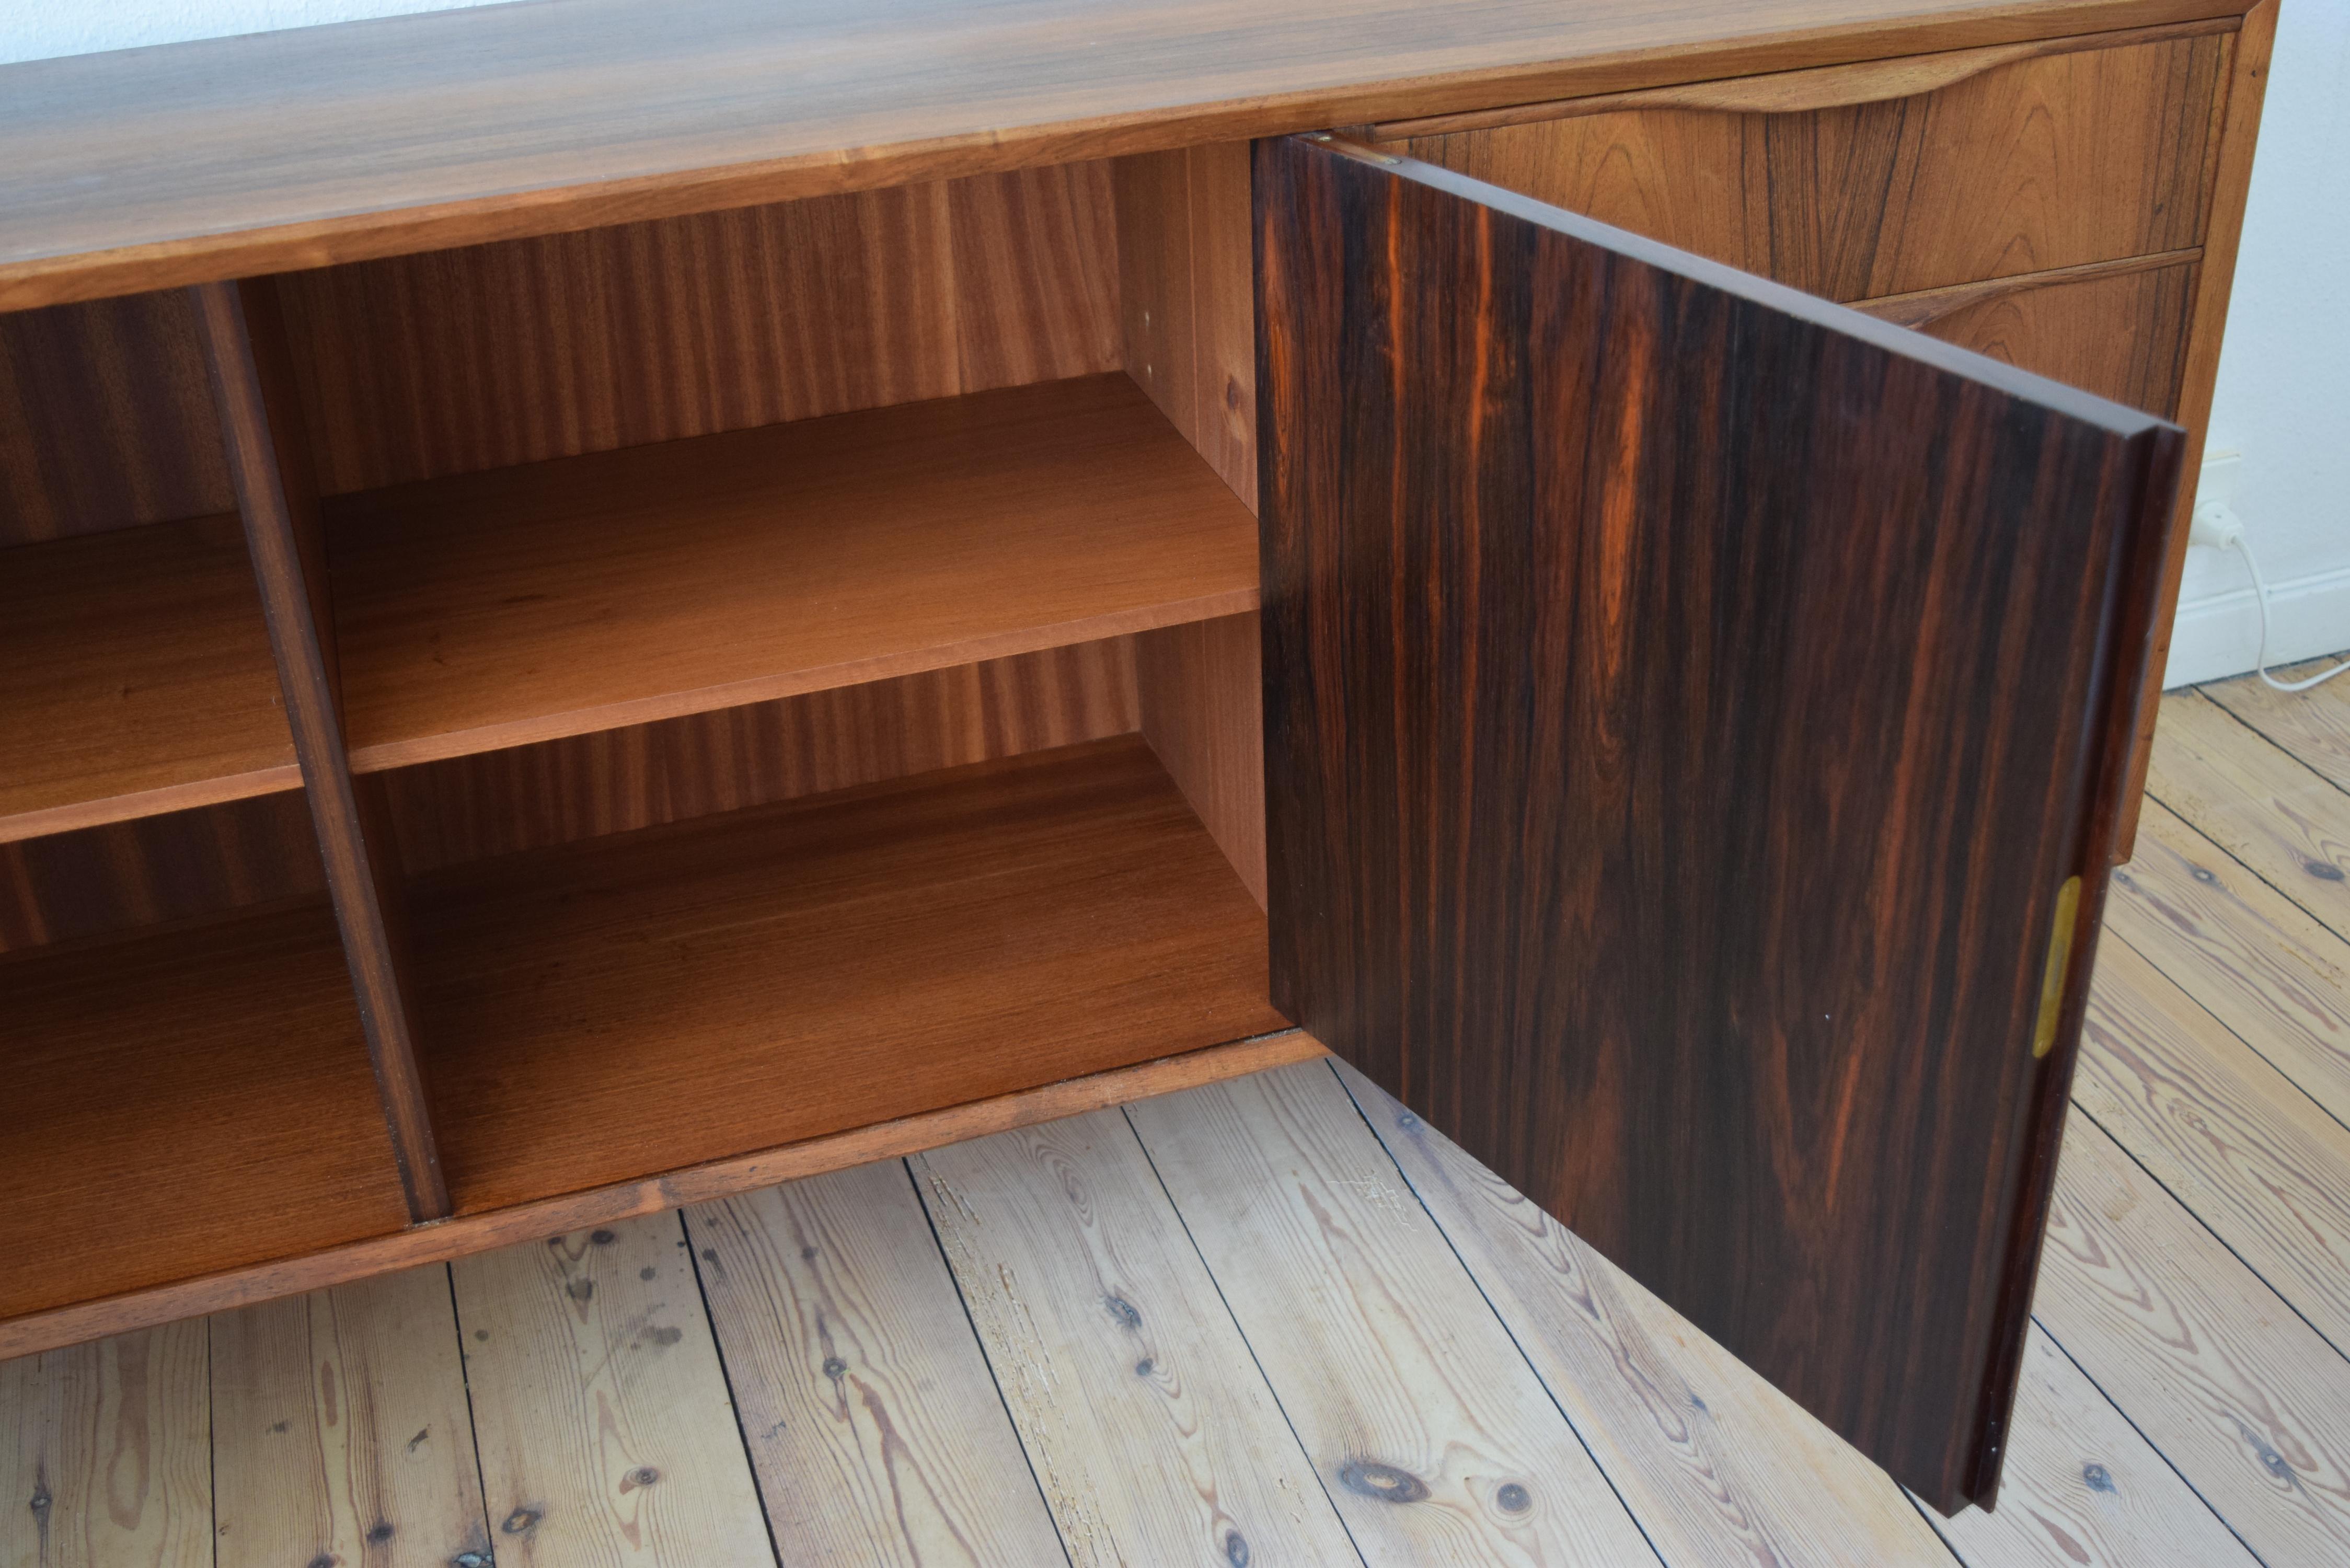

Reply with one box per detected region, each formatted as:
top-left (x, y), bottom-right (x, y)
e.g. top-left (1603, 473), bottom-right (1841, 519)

top-left (2189, 498), bottom-right (2350, 692)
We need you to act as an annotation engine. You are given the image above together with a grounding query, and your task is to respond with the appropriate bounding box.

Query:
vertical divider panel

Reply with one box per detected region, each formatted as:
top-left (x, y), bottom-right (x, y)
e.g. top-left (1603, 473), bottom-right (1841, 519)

top-left (190, 278), bottom-right (452, 1223)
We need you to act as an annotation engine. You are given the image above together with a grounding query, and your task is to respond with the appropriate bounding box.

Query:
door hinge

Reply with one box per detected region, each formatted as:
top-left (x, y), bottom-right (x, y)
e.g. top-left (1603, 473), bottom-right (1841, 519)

top-left (2032, 875), bottom-right (2083, 1059)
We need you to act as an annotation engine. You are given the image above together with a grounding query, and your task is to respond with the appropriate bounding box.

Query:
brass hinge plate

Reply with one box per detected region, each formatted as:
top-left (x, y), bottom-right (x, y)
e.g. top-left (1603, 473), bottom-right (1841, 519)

top-left (2032, 874), bottom-right (2084, 1059)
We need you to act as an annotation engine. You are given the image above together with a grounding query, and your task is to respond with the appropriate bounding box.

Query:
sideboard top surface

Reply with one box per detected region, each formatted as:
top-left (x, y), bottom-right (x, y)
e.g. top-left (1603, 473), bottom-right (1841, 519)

top-left (0, 0), bottom-right (2242, 310)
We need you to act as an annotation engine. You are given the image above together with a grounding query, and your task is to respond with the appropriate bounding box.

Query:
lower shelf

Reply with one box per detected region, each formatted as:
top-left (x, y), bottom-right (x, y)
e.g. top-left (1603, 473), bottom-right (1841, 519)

top-left (0, 734), bottom-right (1288, 1352)
top-left (413, 733), bottom-right (1288, 1213)
top-left (0, 902), bottom-right (413, 1323)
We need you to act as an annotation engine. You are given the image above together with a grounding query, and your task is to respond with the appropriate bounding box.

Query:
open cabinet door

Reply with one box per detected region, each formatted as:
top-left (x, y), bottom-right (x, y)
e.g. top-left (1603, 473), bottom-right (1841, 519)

top-left (1256, 133), bottom-right (2182, 1514)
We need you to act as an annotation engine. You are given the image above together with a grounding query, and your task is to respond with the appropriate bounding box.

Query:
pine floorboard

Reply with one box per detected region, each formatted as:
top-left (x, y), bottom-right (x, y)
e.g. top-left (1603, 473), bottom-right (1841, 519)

top-left (1124, 1059), bottom-right (1658, 1565)
top-left (1925, 1325), bottom-right (2260, 1568)
top-left (1331, 1056), bottom-right (1956, 1568)
top-left (2077, 938), bottom-right (2350, 1355)
top-left (13, 663), bottom-right (2350, 1564)
top-left (912, 1109), bottom-right (1361, 1567)
top-left (2034, 1116), bottom-right (2350, 1563)
top-left (0, 1320), bottom-right (210, 1568)
top-left (448, 1213), bottom-right (773, 1566)
top-left (685, 1162), bottom-right (1065, 1566)
top-left (2108, 796), bottom-right (2350, 1132)
top-left (210, 1265), bottom-right (491, 1568)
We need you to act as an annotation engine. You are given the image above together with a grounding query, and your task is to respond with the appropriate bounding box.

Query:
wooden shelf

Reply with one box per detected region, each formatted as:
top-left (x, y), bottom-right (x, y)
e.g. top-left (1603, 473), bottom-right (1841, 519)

top-left (0, 902), bottom-right (413, 1323)
top-left (411, 734), bottom-right (1288, 1213)
top-left (0, 513), bottom-right (299, 843)
top-left (328, 374), bottom-right (1261, 771)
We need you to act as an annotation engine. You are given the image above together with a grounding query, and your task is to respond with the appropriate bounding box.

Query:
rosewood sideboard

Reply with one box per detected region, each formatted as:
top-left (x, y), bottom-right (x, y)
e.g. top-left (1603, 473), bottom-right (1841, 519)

top-left (0, 0), bottom-right (2273, 1514)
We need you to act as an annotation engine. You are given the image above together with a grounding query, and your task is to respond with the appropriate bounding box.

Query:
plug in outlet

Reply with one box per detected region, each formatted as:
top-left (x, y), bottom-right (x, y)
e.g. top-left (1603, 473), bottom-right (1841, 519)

top-left (2188, 449), bottom-right (2242, 551)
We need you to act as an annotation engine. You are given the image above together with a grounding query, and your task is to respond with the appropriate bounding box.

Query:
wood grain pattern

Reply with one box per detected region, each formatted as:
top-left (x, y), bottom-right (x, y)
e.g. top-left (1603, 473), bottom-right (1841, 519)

top-left (1334, 1059), bottom-right (1955, 1566)
top-left (379, 637), bottom-right (1137, 874)
top-left (1403, 26), bottom-right (2228, 302)
top-left (2033, 1114), bottom-right (2350, 1563)
top-left (946, 162), bottom-right (1122, 391)
top-left (0, 0), bottom-right (2246, 310)
top-left (1181, 140), bottom-right (1259, 506)
top-left (1107, 149), bottom-right (1264, 907)
top-left (280, 163), bottom-right (1117, 494)
top-left (1126, 1061), bottom-right (1660, 1564)
top-left (0, 791), bottom-right (324, 955)
top-left (0, 289), bottom-right (231, 546)
top-left (1258, 133), bottom-right (2181, 1511)
top-left (280, 181), bottom-right (951, 495)
top-left (210, 1265), bottom-right (493, 1568)
top-left (412, 737), bottom-right (1287, 1214)
top-left (325, 374), bottom-right (1258, 771)
top-left (1853, 248), bottom-right (2193, 329)
top-left (1852, 252), bottom-right (2199, 414)
top-left (2145, 691), bottom-right (2350, 940)
top-left (1136, 614), bottom-right (1266, 909)
top-left (2074, 938), bottom-right (2350, 1352)
top-left (193, 277), bottom-right (450, 1223)
top-left (2109, 798), bottom-right (2350, 1131)
top-left (450, 1216), bottom-right (773, 1566)
top-left (1929, 1324), bottom-right (2259, 1565)
top-left (0, 1320), bottom-right (210, 1568)
top-left (0, 1031), bottom-right (1324, 1366)
top-left (2203, 658), bottom-right (2350, 792)
top-left (686, 1164), bottom-right (1066, 1566)
top-left (0, 902), bottom-right (411, 1327)
top-left (1114, 141), bottom-right (1257, 508)
top-left (1113, 150), bottom-right (1193, 456)
top-left (1376, 18), bottom-right (2232, 132)
top-left (0, 512), bottom-right (297, 843)
top-left (2116, 0), bottom-right (2275, 859)
top-left (913, 1111), bottom-right (1362, 1567)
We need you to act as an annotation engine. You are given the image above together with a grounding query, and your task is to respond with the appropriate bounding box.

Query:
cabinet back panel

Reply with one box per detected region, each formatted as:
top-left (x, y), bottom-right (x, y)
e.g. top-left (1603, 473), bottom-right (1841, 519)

top-left (0, 792), bottom-right (326, 955)
top-left (380, 637), bottom-right (1139, 874)
top-left (280, 161), bottom-right (1121, 495)
top-left (0, 290), bottom-right (233, 546)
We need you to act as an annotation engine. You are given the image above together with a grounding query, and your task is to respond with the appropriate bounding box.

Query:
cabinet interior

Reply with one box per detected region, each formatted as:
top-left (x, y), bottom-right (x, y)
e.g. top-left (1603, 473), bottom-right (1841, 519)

top-left (0, 145), bottom-right (1272, 1319)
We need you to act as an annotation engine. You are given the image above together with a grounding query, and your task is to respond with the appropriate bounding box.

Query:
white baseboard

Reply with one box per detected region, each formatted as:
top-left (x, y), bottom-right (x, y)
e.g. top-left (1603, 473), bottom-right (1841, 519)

top-left (2164, 561), bottom-right (2350, 688)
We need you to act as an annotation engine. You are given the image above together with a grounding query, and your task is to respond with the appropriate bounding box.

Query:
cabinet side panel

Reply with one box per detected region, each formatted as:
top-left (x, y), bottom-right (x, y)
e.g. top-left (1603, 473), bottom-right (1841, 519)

top-left (1113, 141), bottom-right (1257, 510)
top-left (2119, 0), bottom-right (2275, 856)
top-left (1138, 612), bottom-right (1266, 908)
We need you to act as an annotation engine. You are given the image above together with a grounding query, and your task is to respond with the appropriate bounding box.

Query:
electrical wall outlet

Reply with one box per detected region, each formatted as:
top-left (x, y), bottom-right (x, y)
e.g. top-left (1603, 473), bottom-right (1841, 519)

top-left (2199, 449), bottom-right (2241, 514)
top-left (2189, 449), bottom-right (2243, 551)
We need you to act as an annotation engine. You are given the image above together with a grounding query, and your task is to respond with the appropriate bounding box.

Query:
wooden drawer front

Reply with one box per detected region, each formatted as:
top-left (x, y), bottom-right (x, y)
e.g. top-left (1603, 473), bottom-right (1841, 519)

top-left (1857, 253), bottom-right (2198, 416)
top-left (1393, 25), bottom-right (2230, 302)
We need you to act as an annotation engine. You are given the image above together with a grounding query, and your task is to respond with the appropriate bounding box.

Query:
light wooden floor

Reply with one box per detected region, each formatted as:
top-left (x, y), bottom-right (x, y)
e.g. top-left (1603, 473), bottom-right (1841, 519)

top-left (13, 663), bottom-right (2350, 1567)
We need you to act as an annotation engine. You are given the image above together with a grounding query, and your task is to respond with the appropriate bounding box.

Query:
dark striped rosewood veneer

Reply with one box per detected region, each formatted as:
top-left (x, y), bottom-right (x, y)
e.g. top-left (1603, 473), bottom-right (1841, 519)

top-left (0, 0), bottom-right (2274, 1513)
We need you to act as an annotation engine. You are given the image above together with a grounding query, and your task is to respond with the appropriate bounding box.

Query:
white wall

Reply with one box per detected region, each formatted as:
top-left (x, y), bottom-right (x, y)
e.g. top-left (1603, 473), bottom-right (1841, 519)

top-left (2165, 0), bottom-right (2350, 686)
top-left (6, 1), bottom-right (2342, 689)
top-left (0, 1), bottom-right (498, 65)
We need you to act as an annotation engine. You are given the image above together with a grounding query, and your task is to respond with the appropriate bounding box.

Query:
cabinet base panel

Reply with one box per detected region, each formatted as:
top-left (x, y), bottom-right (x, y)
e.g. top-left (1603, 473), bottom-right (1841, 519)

top-left (0, 1029), bottom-right (1323, 1361)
